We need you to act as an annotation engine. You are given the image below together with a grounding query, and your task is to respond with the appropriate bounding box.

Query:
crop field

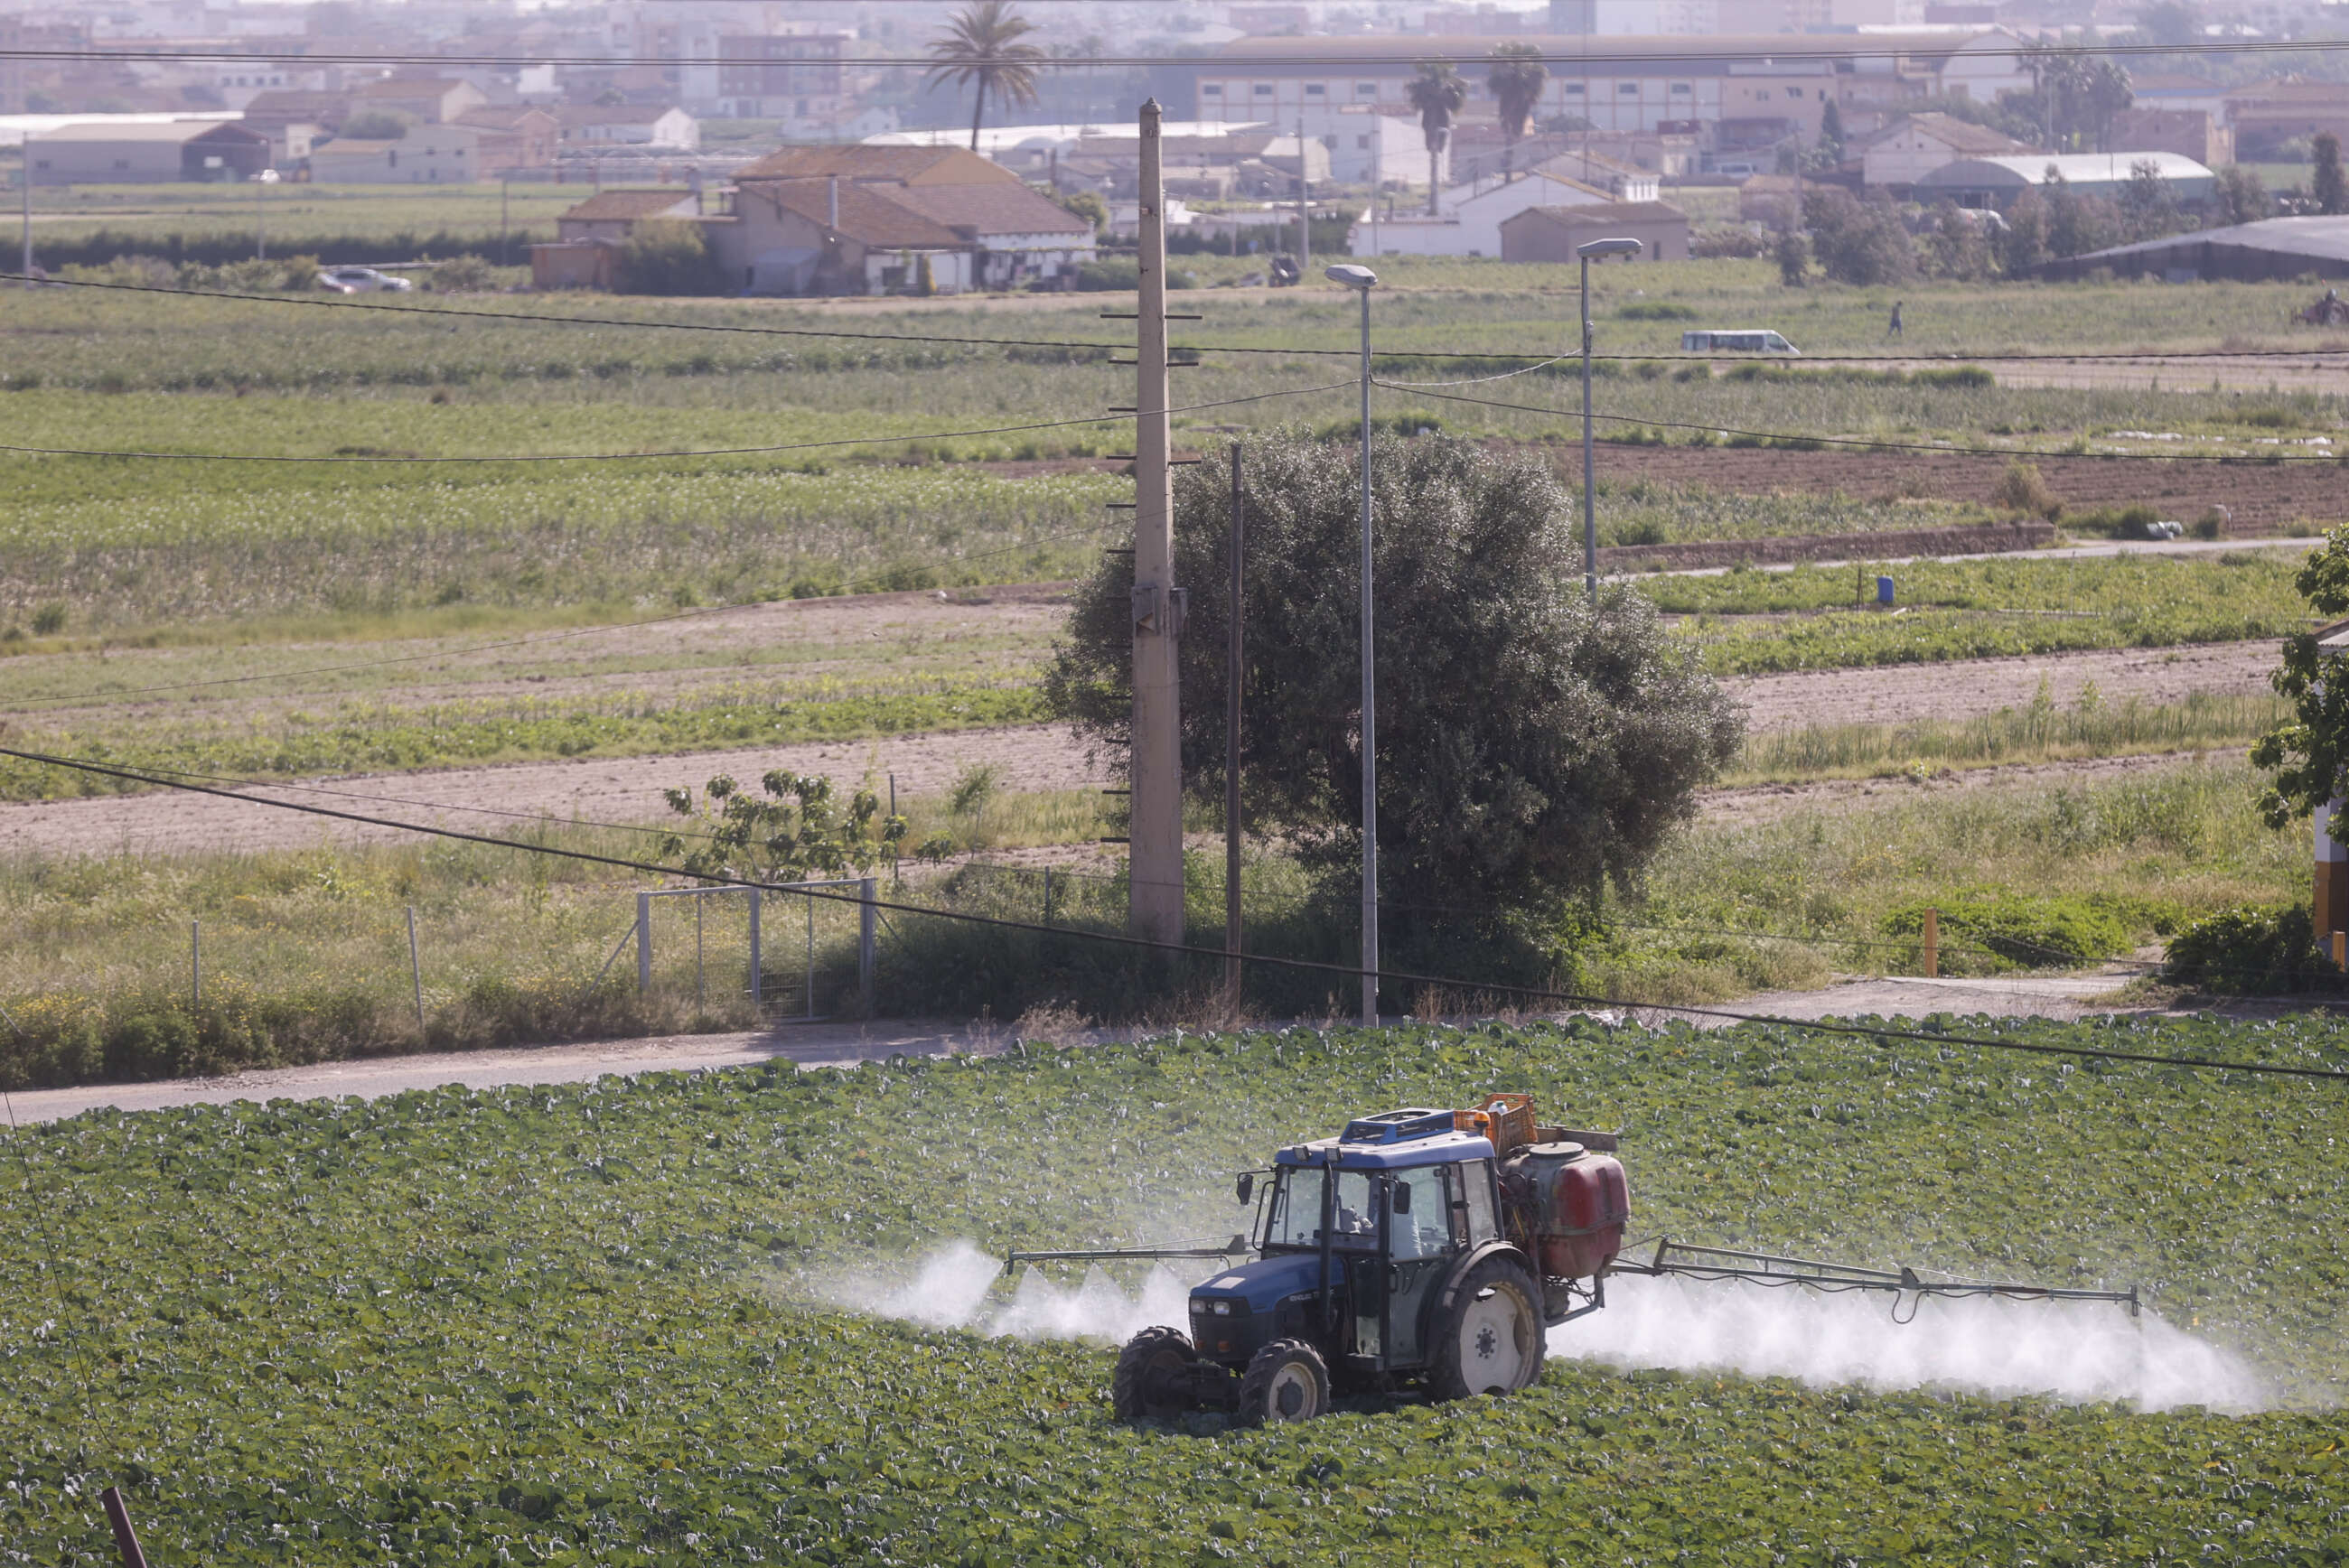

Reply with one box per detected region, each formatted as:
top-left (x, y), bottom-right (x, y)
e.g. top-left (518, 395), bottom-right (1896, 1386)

top-left (5, 1015), bottom-right (2348, 1563)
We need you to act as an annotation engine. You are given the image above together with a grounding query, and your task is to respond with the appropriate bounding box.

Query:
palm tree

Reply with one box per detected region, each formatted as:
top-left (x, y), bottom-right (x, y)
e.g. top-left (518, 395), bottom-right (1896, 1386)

top-left (1406, 61), bottom-right (1467, 215)
top-left (1486, 42), bottom-right (1548, 183)
top-left (926, 1), bottom-right (1044, 154)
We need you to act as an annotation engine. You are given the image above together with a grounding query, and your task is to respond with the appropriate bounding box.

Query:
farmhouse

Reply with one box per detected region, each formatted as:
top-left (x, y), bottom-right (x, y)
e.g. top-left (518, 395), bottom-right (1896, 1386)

top-left (1347, 162), bottom-right (1615, 257)
top-left (717, 174), bottom-right (1093, 295)
top-left (1499, 201), bottom-right (1690, 263)
top-left (554, 104), bottom-right (699, 150)
top-left (347, 77), bottom-right (488, 126)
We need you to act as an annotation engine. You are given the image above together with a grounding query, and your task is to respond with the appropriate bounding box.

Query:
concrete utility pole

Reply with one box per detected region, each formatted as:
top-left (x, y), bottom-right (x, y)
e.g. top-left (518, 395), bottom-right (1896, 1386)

top-left (20, 160), bottom-right (31, 289)
top-left (1225, 442), bottom-right (1245, 1004)
top-left (1327, 262), bottom-right (1379, 1025)
top-left (1128, 99), bottom-right (1184, 957)
top-left (1577, 235), bottom-right (1642, 600)
top-left (1296, 111), bottom-right (1311, 274)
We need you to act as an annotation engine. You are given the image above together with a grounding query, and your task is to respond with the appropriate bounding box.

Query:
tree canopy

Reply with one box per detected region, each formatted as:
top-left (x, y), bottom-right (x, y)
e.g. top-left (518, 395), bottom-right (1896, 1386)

top-left (1486, 43), bottom-right (1549, 177)
top-left (2254, 527), bottom-right (2349, 830)
top-left (926, 1), bottom-right (1044, 153)
top-left (1043, 434), bottom-right (1744, 963)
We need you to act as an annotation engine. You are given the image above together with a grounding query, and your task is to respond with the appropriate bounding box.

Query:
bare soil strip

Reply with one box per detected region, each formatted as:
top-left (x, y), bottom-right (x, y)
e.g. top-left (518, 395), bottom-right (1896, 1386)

top-left (0, 641), bottom-right (2274, 860)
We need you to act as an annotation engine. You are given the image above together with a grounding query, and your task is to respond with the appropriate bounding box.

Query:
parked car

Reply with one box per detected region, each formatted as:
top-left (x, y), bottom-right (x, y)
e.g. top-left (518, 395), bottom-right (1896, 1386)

top-left (316, 266), bottom-right (413, 294)
top-left (1680, 328), bottom-right (1800, 355)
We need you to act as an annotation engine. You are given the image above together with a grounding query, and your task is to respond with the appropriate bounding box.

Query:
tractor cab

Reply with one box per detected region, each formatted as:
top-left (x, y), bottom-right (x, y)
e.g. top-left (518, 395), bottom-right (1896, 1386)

top-left (1189, 1114), bottom-right (1502, 1375)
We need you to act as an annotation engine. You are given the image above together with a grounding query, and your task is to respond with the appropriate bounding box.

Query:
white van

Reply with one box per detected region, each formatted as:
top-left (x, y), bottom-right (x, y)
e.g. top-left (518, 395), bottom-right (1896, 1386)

top-left (1680, 329), bottom-right (1800, 355)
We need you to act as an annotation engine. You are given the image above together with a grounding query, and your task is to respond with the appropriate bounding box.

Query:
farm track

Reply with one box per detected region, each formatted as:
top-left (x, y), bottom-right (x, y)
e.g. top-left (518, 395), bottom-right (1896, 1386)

top-left (0, 640), bottom-right (2276, 859)
top-left (1, 965), bottom-right (2217, 1125)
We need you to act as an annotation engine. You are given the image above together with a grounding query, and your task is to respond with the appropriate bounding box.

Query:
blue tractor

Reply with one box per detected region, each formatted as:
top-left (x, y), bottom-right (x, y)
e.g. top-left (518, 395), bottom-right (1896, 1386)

top-left (1006, 1093), bottom-right (2138, 1426)
top-left (1014, 1095), bottom-right (1629, 1425)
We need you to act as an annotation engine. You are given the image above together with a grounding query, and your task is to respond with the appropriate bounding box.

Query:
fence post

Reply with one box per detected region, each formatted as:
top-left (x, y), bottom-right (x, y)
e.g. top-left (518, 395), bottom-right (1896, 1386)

top-left (636, 891), bottom-right (652, 993)
top-left (696, 892), bottom-right (705, 1006)
top-left (407, 906), bottom-right (425, 1032)
top-left (749, 887), bottom-right (763, 1006)
top-left (99, 1487), bottom-right (150, 1568)
top-left (191, 920), bottom-right (201, 1007)
top-left (859, 877), bottom-right (877, 1015)
top-left (1923, 908), bottom-right (1939, 980)
top-left (804, 890), bottom-right (816, 1021)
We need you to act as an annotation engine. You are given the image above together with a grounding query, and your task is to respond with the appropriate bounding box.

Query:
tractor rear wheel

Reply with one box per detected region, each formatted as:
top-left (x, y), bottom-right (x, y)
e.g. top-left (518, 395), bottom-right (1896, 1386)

top-left (1232, 1338), bottom-right (1330, 1426)
top-left (1426, 1255), bottom-right (1544, 1402)
top-left (1112, 1326), bottom-right (1201, 1423)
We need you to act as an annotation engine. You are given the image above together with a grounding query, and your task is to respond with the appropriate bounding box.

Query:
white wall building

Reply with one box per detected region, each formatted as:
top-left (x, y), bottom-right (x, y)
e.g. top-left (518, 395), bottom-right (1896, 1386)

top-left (1349, 163), bottom-right (1614, 256)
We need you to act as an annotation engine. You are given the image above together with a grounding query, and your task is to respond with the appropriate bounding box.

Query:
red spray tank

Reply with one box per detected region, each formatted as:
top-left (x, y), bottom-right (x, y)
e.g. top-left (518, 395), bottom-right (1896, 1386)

top-left (1502, 1142), bottom-right (1630, 1280)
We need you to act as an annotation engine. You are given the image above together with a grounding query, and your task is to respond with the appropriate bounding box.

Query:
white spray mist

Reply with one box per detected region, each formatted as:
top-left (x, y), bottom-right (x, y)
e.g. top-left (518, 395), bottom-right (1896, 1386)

top-left (808, 1244), bottom-right (2272, 1413)
top-left (1556, 1273), bottom-right (2270, 1413)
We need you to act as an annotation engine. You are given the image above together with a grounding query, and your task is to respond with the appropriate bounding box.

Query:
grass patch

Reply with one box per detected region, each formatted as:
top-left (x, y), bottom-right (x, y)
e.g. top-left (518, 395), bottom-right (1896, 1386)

top-left (1725, 688), bottom-right (2285, 785)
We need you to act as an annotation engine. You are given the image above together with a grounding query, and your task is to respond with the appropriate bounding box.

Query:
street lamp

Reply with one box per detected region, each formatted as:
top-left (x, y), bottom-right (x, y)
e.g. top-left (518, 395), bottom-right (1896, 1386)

top-left (1326, 261), bottom-right (1380, 1026)
top-left (1576, 236), bottom-right (1642, 601)
top-left (252, 167), bottom-right (279, 263)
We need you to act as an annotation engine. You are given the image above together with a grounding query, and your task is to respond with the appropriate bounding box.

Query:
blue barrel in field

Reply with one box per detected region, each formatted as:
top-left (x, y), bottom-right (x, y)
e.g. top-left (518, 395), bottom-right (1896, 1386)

top-left (1876, 575), bottom-right (1895, 606)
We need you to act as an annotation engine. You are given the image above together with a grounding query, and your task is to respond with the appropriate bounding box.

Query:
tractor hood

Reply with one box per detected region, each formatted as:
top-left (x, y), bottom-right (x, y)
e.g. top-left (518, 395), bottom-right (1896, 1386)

top-left (1189, 1251), bottom-right (1326, 1316)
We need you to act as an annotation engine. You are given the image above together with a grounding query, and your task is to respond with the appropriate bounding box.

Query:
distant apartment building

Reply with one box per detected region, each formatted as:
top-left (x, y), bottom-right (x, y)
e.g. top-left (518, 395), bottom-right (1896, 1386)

top-left (716, 33), bottom-right (848, 126)
top-left (1197, 33), bottom-right (2027, 158)
top-left (2226, 78), bottom-right (2349, 160)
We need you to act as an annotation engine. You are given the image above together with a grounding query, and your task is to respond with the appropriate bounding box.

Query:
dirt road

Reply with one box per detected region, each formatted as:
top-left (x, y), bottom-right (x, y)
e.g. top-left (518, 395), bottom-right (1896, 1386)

top-left (5, 968), bottom-right (2191, 1126)
top-left (0, 639), bottom-right (2274, 858)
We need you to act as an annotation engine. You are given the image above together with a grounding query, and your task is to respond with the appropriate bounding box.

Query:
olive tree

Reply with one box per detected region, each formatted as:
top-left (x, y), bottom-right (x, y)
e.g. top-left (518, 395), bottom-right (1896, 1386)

top-left (1043, 434), bottom-right (1743, 959)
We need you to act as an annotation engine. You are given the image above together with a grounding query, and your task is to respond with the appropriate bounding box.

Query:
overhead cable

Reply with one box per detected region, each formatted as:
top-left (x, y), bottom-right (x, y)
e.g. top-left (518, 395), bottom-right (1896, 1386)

top-left (6, 37), bottom-right (2349, 66)
top-left (4, 743), bottom-right (2345, 1085)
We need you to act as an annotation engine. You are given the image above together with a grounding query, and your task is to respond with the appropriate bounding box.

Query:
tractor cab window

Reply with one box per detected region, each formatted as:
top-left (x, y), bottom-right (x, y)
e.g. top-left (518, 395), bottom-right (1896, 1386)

top-left (1264, 1167), bottom-right (1379, 1251)
top-left (1388, 1167), bottom-right (1451, 1260)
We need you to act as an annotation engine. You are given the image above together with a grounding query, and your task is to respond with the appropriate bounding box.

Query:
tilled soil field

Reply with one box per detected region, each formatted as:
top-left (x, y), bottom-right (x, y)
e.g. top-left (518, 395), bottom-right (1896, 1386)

top-left (1590, 444), bottom-right (2345, 530)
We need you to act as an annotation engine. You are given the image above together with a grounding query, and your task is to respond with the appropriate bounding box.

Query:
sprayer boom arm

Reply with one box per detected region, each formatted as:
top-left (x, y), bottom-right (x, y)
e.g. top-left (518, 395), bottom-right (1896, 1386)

top-left (1003, 1237), bottom-right (1251, 1277)
top-left (1615, 1240), bottom-right (2139, 1316)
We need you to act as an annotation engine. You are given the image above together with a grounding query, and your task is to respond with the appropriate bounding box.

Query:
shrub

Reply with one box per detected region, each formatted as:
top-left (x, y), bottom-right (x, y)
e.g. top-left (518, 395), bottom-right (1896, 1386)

top-left (2165, 903), bottom-right (2335, 993)
top-left (1691, 227), bottom-right (1769, 260)
top-left (614, 219), bottom-right (721, 295)
top-left (1617, 300), bottom-right (1699, 320)
top-left (1991, 459), bottom-right (2061, 520)
top-left (428, 254), bottom-right (497, 293)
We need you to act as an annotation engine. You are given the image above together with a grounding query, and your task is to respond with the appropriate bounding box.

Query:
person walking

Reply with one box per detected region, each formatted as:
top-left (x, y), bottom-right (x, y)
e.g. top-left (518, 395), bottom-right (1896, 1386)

top-left (1887, 299), bottom-right (1904, 340)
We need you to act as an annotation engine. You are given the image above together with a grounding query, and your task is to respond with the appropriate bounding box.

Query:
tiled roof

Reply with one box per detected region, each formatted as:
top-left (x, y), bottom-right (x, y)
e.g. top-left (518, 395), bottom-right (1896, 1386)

top-left (744, 178), bottom-right (967, 247)
top-left (1886, 112), bottom-right (2036, 154)
top-left (732, 144), bottom-right (1017, 186)
top-left (554, 103), bottom-right (686, 126)
top-left (559, 190), bottom-right (699, 221)
top-left (882, 182), bottom-right (1091, 238)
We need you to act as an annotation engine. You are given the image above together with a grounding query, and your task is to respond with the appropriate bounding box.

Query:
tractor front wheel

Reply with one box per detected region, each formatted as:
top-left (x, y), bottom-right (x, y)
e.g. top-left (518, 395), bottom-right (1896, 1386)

top-left (1232, 1338), bottom-right (1331, 1426)
top-left (1112, 1326), bottom-right (1201, 1423)
top-left (1427, 1255), bottom-right (1545, 1402)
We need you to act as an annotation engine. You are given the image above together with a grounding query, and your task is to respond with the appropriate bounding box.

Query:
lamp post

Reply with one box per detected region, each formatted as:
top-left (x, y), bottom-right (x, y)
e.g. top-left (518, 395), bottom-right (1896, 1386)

top-left (1326, 261), bottom-right (1380, 1025)
top-left (253, 167), bottom-right (279, 262)
top-left (1576, 236), bottom-right (1642, 601)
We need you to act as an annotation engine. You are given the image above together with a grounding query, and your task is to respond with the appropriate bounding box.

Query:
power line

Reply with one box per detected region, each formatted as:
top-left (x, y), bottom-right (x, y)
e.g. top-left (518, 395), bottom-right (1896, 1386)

top-left (4, 742), bottom-right (2345, 1085)
top-left (16, 275), bottom-right (2349, 369)
top-left (7, 37), bottom-right (2349, 67)
top-left (1390, 382), bottom-right (2349, 462)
